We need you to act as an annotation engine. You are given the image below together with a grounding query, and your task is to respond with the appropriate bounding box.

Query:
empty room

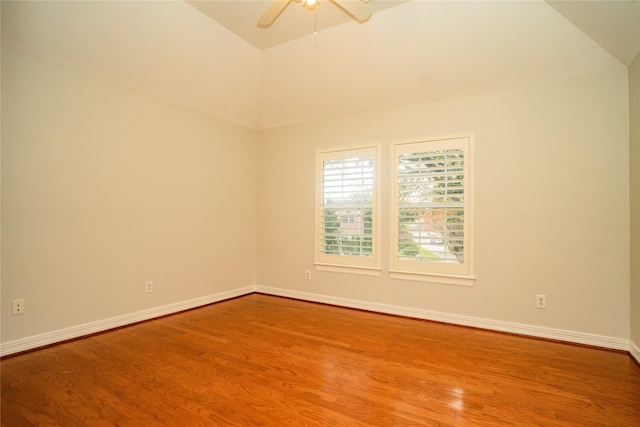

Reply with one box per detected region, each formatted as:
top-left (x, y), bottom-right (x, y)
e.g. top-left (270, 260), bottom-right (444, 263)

top-left (2, 0), bottom-right (639, 425)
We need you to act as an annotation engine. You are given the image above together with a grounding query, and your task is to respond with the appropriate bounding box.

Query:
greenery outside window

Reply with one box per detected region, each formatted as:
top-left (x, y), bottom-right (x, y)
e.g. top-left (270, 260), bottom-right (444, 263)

top-left (390, 136), bottom-right (474, 285)
top-left (316, 146), bottom-right (379, 274)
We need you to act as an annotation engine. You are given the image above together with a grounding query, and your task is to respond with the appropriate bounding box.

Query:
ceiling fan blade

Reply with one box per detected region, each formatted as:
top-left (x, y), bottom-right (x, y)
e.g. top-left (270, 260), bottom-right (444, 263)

top-left (257, 0), bottom-right (292, 28)
top-left (331, 0), bottom-right (372, 22)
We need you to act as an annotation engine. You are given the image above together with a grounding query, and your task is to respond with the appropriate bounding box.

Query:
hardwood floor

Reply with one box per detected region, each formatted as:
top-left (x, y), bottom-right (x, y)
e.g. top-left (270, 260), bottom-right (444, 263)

top-left (2, 294), bottom-right (639, 426)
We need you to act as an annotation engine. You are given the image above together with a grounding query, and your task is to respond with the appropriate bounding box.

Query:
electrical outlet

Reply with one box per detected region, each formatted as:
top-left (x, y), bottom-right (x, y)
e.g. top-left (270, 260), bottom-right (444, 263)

top-left (305, 270), bottom-right (311, 280)
top-left (145, 281), bottom-right (153, 293)
top-left (536, 294), bottom-right (546, 309)
top-left (12, 299), bottom-right (25, 315)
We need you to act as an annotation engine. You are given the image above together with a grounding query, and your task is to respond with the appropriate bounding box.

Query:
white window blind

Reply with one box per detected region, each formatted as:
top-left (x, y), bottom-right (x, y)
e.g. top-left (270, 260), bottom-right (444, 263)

top-left (391, 137), bottom-right (472, 278)
top-left (316, 147), bottom-right (377, 269)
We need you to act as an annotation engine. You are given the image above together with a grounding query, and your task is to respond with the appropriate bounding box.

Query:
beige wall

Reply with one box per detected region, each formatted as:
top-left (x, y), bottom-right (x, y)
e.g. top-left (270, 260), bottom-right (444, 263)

top-left (1, 45), bottom-right (634, 349)
top-left (1, 47), bottom-right (258, 342)
top-left (630, 52), bottom-right (640, 350)
top-left (257, 68), bottom-right (630, 339)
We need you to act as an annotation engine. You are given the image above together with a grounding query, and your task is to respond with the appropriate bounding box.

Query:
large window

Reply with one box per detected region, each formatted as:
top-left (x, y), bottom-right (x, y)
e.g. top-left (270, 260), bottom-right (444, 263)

top-left (391, 137), bottom-right (473, 284)
top-left (316, 146), bottom-right (378, 273)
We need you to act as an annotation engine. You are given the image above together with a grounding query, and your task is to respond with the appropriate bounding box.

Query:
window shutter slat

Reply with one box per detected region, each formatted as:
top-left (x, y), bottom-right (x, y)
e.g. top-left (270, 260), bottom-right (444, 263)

top-left (317, 147), bottom-right (377, 265)
top-left (392, 138), bottom-right (469, 272)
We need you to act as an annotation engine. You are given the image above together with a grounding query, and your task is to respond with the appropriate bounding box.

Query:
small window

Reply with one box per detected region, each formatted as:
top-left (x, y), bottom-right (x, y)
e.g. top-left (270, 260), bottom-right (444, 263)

top-left (316, 146), bottom-right (378, 273)
top-left (391, 137), bottom-right (473, 284)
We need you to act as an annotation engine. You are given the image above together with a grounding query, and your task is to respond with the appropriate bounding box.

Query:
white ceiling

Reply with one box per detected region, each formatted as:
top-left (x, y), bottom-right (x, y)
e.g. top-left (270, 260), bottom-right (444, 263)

top-left (189, 0), bottom-right (640, 61)
top-left (2, 1), bottom-right (638, 130)
top-left (187, 0), bottom-right (410, 50)
top-left (546, 0), bottom-right (640, 66)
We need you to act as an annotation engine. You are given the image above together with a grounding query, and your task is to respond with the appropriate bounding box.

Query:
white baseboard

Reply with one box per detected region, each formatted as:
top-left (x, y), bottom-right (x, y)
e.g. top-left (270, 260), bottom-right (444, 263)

top-left (255, 285), bottom-right (630, 352)
top-left (0, 286), bottom-right (255, 357)
top-left (3, 285), bottom-right (633, 358)
top-left (630, 340), bottom-right (640, 365)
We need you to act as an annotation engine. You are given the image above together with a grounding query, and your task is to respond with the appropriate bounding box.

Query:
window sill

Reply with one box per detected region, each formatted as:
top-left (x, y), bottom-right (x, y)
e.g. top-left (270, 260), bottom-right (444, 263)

top-left (314, 263), bottom-right (381, 276)
top-left (389, 270), bottom-right (475, 286)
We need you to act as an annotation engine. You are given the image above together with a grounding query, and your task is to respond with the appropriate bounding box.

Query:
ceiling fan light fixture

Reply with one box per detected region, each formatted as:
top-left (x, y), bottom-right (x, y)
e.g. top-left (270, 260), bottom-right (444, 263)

top-left (303, 0), bottom-right (318, 10)
top-left (257, 0), bottom-right (371, 29)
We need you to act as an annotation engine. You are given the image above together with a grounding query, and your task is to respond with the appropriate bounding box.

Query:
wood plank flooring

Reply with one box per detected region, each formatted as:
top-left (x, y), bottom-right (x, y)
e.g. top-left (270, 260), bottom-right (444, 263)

top-left (2, 294), bottom-right (639, 426)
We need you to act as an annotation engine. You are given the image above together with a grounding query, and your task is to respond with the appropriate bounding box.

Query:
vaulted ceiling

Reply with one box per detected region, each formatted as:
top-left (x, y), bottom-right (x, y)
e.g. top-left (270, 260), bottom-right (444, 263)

top-left (2, 1), bottom-right (638, 130)
top-left (186, 0), bottom-right (411, 50)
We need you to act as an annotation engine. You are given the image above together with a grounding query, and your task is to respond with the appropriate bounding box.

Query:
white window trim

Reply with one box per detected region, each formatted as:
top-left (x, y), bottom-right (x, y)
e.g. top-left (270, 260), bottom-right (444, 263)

top-left (315, 145), bottom-right (380, 272)
top-left (390, 135), bottom-right (474, 283)
top-left (315, 263), bottom-right (382, 276)
top-left (389, 270), bottom-right (475, 286)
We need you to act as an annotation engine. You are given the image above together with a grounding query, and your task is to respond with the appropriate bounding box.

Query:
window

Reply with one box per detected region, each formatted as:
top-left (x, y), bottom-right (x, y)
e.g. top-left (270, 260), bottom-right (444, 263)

top-left (391, 136), bottom-right (473, 285)
top-left (316, 146), bottom-right (379, 273)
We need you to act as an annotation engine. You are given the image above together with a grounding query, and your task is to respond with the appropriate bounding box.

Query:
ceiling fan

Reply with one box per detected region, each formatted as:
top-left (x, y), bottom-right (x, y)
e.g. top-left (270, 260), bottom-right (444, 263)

top-left (257, 0), bottom-right (372, 28)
